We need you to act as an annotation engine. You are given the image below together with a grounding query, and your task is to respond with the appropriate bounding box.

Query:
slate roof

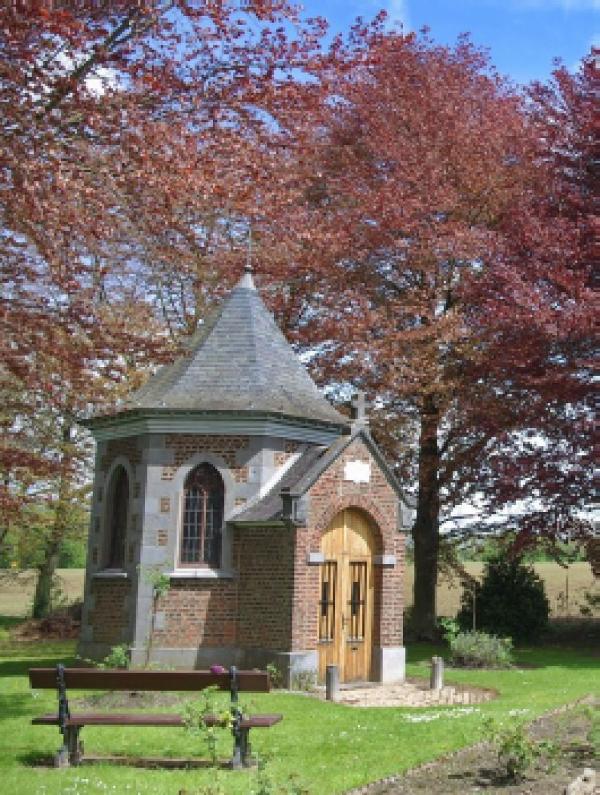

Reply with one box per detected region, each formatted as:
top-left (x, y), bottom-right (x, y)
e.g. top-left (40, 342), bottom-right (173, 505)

top-left (116, 268), bottom-right (347, 428)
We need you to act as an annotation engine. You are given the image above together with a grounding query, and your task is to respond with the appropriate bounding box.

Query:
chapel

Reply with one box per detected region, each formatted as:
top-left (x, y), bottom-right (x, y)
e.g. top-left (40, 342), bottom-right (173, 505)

top-left (78, 266), bottom-right (409, 684)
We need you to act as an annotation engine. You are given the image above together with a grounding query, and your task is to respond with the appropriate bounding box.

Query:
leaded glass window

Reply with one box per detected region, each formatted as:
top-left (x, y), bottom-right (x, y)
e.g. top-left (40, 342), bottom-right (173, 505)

top-left (180, 463), bottom-right (223, 567)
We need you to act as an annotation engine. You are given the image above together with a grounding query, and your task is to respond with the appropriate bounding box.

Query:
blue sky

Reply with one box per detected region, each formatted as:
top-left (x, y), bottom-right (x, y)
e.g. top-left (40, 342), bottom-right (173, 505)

top-left (300, 0), bottom-right (598, 84)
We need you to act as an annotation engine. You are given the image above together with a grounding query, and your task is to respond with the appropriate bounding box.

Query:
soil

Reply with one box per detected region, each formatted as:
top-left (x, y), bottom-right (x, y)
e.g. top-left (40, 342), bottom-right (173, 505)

top-left (349, 700), bottom-right (598, 795)
top-left (11, 614), bottom-right (80, 641)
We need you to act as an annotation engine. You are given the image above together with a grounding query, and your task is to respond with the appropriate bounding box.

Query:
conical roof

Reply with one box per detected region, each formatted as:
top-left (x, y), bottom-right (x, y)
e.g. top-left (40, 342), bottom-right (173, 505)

top-left (120, 268), bottom-right (347, 428)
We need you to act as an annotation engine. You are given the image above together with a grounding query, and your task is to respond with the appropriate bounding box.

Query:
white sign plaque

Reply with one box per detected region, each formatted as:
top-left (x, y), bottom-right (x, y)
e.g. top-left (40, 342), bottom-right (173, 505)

top-left (343, 460), bottom-right (371, 483)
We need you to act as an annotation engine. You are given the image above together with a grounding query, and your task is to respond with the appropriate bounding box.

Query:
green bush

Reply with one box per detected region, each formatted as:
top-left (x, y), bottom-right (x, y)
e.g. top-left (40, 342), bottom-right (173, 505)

top-left (457, 556), bottom-right (550, 643)
top-left (449, 630), bottom-right (513, 668)
top-left (484, 717), bottom-right (557, 782)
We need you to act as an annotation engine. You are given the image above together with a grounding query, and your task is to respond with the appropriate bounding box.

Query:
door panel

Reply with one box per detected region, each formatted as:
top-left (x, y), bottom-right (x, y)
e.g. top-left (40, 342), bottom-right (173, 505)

top-left (317, 561), bottom-right (338, 680)
top-left (318, 510), bottom-right (374, 683)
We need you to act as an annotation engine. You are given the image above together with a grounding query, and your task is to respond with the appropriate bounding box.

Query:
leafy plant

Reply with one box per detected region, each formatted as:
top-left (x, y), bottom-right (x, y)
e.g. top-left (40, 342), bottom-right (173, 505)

top-left (579, 588), bottom-right (600, 617)
top-left (484, 717), bottom-right (557, 782)
top-left (183, 686), bottom-right (231, 766)
top-left (97, 644), bottom-right (130, 669)
top-left (290, 670), bottom-right (316, 692)
top-left (438, 616), bottom-right (460, 644)
top-left (139, 565), bottom-right (172, 665)
top-left (251, 756), bottom-right (309, 795)
top-left (449, 630), bottom-right (513, 668)
top-left (457, 555), bottom-right (550, 643)
top-left (266, 662), bottom-right (283, 689)
top-left (582, 703), bottom-right (600, 754)
top-left (141, 567), bottom-right (172, 599)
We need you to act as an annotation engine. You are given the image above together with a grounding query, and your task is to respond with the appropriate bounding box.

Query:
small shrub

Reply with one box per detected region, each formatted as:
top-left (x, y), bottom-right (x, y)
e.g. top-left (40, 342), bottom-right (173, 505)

top-left (449, 630), bottom-right (513, 668)
top-left (457, 555), bottom-right (550, 643)
top-left (579, 588), bottom-right (600, 617)
top-left (290, 669), bottom-right (316, 692)
top-left (583, 703), bottom-right (600, 754)
top-left (438, 616), bottom-right (460, 644)
top-left (484, 717), bottom-right (558, 782)
top-left (183, 685), bottom-right (231, 766)
top-left (98, 644), bottom-right (130, 669)
top-left (266, 662), bottom-right (283, 689)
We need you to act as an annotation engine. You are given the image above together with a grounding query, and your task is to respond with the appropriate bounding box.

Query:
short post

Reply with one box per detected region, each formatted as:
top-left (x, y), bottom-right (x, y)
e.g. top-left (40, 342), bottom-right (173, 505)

top-left (326, 665), bottom-right (339, 702)
top-left (430, 656), bottom-right (444, 690)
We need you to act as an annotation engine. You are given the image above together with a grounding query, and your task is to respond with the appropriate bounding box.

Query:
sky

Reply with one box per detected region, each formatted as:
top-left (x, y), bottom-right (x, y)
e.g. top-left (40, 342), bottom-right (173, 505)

top-left (299, 0), bottom-right (598, 85)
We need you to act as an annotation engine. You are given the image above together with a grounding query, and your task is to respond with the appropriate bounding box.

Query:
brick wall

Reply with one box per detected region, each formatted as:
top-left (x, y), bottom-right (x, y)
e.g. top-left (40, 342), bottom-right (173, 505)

top-left (89, 579), bottom-right (132, 645)
top-left (152, 580), bottom-right (238, 648)
top-left (295, 436), bottom-right (404, 649)
top-left (235, 526), bottom-right (295, 650)
top-left (100, 437), bottom-right (142, 472)
top-left (162, 434), bottom-right (249, 481)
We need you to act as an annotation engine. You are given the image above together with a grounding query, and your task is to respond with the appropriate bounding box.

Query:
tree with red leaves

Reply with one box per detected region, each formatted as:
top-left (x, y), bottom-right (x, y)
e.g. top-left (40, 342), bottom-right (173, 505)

top-left (258, 26), bottom-right (595, 636)
top-left (1, 0), bottom-right (326, 614)
top-left (462, 50), bottom-right (597, 564)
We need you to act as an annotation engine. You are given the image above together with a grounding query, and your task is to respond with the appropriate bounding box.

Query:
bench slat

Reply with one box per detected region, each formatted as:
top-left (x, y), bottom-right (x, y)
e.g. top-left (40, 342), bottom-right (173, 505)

top-left (240, 714), bottom-right (283, 728)
top-left (32, 712), bottom-right (282, 728)
top-left (28, 668), bottom-right (270, 693)
top-left (33, 713), bottom-right (184, 727)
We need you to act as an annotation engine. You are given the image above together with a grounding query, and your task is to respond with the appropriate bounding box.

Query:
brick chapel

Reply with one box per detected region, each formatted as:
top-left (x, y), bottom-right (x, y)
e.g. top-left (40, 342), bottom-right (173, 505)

top-left (78, 266), bottom-right (409, 685)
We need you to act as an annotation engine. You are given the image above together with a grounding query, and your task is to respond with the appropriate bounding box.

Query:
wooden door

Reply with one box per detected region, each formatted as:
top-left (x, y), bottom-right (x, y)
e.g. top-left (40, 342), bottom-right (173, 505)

top-left (318, 509), bottom-right (374, 683)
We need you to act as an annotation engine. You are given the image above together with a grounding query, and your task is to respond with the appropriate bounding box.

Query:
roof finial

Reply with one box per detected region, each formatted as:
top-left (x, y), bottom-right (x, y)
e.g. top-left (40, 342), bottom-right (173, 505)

top-left (351, 390), bottom-right (370, 426)
top-left (245, 224), bottom-right (253, 274)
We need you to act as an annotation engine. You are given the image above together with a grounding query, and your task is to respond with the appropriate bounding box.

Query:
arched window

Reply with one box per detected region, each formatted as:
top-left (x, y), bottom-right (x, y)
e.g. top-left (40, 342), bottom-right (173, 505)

top-left (181, 463), bottom-right (224, 567)
top-left (107, 465), bottom-right (129, 568)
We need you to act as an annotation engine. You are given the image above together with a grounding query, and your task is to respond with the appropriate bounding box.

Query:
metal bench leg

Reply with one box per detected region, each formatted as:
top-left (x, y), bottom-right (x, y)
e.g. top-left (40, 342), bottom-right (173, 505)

top-left (67, 726), bottom-right (83, 765)
top-left (232, 727), bottom-right (251, 769)
top-left (54, 744), bottom-right (70, 768)
top-left (54, 727), bottom-right (82, 768)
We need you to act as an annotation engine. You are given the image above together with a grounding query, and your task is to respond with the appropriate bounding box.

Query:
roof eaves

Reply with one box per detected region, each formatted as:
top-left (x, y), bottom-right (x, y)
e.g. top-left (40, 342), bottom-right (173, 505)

top-left (79, 407), bottom-right (350, 431)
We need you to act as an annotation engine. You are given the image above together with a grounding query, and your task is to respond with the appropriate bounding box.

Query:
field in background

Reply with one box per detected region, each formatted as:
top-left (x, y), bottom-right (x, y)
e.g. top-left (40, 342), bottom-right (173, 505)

top-left (405, 561), bottom-right (597, 618)
top-left (0, 569), bottom-right (84, 617)
top-left (0, 562), bottom-right (596, 619)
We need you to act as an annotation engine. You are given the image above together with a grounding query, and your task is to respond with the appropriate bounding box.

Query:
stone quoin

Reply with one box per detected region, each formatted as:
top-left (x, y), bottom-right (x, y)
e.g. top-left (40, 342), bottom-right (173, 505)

top-left (78, 265), bottom-right (411, 685)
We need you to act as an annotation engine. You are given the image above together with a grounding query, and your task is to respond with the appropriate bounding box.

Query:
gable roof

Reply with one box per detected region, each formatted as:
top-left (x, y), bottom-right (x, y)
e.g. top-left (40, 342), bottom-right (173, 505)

top-left (231, 425), bottom-right (412, 526)
top-left (87, 268), bottom-right (347, 430)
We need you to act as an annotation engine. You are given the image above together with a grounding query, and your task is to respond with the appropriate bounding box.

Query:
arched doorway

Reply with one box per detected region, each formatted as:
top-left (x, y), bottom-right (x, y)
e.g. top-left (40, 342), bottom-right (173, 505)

top-left (318, 508), bottom-right (376, 683)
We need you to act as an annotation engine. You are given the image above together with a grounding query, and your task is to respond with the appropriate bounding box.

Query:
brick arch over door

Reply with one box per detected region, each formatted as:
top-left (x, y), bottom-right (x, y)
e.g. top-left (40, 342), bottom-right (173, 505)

top-left (312, 495), bottom-right (391, 555)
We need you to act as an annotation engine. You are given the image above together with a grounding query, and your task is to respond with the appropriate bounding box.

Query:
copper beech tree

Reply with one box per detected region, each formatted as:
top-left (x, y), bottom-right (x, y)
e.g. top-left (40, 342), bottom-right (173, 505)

top-left (1, 0), bottom-right (326, 614)
top-left (258, 26), bottom-right (594, 636)
top-left (464, 53), bottom-right (597, 562)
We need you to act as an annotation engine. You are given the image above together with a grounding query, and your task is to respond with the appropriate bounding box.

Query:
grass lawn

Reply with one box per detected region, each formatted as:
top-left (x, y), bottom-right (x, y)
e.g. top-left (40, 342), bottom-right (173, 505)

top-left (0, 633), bottom-right (598, 795)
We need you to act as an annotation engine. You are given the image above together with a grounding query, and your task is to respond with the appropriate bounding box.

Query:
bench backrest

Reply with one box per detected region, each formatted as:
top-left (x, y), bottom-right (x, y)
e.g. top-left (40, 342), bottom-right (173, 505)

top-left (28, 668), bottom-right (270, 693)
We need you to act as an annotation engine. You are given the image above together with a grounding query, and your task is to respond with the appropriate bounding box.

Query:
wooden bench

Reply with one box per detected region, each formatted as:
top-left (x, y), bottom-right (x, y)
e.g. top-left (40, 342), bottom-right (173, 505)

top-left (29, 664), bottom-right (282, 769)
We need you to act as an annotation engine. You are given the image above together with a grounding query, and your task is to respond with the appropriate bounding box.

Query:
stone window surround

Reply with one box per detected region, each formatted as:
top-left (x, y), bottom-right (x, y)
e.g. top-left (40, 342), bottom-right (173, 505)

top-left (98, 456), bottom-right (136, 575)
top-left (169, 451), bottom-right (238, 577)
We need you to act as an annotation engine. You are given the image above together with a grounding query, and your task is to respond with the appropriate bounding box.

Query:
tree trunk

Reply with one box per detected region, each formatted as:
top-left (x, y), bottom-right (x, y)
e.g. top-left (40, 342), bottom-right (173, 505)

top-left (32, 426), bottom-right (72, 619)
top-left (32, 535), bottom-right (61, 619)
top-left (411, 397), bottom-right (441, 639)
